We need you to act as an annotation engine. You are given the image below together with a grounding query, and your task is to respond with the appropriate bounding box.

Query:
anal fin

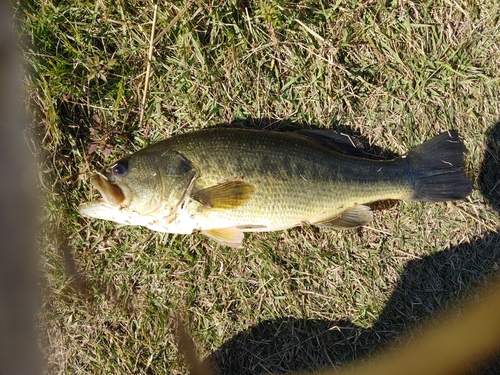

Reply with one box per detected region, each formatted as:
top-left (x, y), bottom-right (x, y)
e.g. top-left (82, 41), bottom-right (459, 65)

top-left (192, 181), bottom-right (254, 209)
top-left (201, 227), bottom-right (244, 248)
top-left (316, 205), bottom-right (373, 229)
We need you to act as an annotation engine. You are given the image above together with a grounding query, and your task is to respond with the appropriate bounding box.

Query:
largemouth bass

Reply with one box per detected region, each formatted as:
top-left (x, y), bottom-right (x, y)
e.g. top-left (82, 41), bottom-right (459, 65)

top-left (79, 129), bottom-right (472, 247)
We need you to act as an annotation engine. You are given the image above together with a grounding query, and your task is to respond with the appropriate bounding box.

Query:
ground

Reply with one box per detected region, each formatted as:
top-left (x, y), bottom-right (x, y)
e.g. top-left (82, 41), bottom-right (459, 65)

top-left (19, 0), bottom-right (500, 374)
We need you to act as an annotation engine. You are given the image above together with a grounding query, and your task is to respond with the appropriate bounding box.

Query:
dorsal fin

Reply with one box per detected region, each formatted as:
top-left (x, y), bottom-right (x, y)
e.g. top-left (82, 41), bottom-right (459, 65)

top-left (297, 130), bottom-right (386, 159)
top-left (297, 130), bottom-right (366, 156)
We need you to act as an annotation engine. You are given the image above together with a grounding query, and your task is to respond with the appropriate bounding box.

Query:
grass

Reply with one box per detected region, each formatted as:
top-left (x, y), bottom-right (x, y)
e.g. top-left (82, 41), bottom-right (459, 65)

top-left (18, 0), bottom-right (500, 374)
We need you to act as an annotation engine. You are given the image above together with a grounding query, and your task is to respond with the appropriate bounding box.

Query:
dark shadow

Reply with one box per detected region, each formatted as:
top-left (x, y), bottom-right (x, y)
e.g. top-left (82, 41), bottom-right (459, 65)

top-left (204, 122), bottom-right (500, 374)
top-left (479, 123), bottom-right (500, 213)
top-left (207, 318), bottom-right (364, 373)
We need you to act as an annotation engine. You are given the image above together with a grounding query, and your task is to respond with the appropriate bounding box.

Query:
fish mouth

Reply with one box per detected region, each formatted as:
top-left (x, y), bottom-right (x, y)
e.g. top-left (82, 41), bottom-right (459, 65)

top-left (89, 173), bottom-right (125, 207)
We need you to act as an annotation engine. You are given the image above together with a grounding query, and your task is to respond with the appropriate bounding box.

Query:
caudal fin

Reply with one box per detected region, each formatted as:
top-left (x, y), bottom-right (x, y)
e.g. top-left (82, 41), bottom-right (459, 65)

top-left (408, 131), bottom-right (472, 202)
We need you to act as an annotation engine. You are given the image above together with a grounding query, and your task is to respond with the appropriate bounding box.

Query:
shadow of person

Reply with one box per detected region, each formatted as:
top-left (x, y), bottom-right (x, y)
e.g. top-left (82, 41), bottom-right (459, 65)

top-left (204, 123), bottom-right (500, 375)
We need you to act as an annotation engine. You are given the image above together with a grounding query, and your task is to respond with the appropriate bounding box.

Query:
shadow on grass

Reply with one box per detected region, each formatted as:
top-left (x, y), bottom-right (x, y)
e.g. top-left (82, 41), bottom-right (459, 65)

top-left (479, 123), bottom-right (500, 214)
top-left (204, 122), bottom-right (500, 374)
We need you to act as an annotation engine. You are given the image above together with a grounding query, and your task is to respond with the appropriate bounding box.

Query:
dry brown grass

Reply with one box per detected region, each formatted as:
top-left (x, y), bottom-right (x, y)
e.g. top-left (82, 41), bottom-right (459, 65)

top-left (19, 0), bottom-right (500, 373)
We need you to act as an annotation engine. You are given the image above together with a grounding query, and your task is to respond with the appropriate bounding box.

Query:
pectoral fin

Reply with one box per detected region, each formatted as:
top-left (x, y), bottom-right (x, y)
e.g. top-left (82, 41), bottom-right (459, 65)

top-left (316, 205), bottom-right (373, 229)
top-left (192, 181), bottom-right (255, 209)
top-left (201, 227), bottom-right (244, 248)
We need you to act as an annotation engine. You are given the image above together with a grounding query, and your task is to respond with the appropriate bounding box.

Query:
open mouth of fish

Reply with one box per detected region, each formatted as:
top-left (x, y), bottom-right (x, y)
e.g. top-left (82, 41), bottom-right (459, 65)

top-left (78, 173), bottom-right (129, 223)
top-left (79, 173), bottom-right (171, 231)
top-left (88, 173), bottom-right (125, 207)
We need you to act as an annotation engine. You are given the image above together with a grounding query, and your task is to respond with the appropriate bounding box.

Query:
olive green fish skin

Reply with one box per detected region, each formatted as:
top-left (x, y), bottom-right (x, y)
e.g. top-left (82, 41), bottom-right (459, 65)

top-left (80, 128), bottom-right (471, 246)
top-left (121, 129), bottom-right (413, 230)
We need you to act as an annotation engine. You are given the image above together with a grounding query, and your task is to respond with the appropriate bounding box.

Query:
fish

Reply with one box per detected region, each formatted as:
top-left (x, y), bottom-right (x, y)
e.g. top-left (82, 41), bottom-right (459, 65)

top-left (79, 128), bottom-right (472, 248)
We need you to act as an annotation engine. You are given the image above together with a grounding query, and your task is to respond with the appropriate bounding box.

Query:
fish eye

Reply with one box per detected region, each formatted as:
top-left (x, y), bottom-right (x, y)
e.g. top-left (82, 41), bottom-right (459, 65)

top-left (111, 159), bottom-right (129, 177)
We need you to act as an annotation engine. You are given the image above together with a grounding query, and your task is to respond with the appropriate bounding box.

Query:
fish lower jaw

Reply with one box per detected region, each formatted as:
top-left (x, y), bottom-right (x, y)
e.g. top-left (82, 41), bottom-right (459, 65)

top-left (78, 201), bottom-right (197, 234)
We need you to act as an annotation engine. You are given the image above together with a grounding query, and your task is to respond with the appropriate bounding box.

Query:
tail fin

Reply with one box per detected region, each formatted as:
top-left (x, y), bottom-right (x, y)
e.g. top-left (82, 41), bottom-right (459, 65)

top-left (407, 131), bottom-right (472, 202)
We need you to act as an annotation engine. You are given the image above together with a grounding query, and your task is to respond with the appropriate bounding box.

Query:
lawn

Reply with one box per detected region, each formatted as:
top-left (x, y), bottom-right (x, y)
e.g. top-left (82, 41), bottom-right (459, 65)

top-left (19, 0), bottom-right (500, 374)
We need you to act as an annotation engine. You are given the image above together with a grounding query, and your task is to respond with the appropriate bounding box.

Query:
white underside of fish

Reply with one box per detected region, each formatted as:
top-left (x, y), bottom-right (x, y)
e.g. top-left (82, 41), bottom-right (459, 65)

top-left (79, 197), bottom-right (280, 248)
top-left (78, 200), bottom-right (188, 233)
top-left (79, 199), bottom-right (268, 234)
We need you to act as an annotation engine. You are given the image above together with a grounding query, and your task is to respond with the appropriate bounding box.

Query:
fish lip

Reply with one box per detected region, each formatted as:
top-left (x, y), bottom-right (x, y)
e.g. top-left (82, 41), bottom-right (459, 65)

top-left (89, 172), bottom-right (126, 207)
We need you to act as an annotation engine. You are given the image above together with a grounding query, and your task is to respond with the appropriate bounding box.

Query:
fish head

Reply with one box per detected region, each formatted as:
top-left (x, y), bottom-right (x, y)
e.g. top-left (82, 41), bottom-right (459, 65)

top-left (92, 154), bottom-right (163, 215)
top-left (80, 148), bottom-right (198, 225)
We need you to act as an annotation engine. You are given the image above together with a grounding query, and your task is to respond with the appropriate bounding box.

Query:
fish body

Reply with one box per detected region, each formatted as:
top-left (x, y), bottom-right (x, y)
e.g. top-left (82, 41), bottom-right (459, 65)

top-left (79, 129), bottom-right (472, 247)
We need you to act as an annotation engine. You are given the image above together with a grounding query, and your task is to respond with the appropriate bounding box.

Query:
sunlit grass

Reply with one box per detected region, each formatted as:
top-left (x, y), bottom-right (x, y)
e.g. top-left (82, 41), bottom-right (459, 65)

top-left (19, 0), bottom-right (500, 373)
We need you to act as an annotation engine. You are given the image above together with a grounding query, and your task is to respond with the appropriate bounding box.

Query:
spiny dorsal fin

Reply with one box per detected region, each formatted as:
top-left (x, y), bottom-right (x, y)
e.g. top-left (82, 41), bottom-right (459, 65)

top-left (316, 204), bottom-right (373, 229)
top-left (192, 181), bottom-right (254, 209)
top-left (297, 129), bottom-right (387, 159)
top-left (297, 129), bottom-right (366, 157)
top-left (201, 227), bottom-right (244, 248)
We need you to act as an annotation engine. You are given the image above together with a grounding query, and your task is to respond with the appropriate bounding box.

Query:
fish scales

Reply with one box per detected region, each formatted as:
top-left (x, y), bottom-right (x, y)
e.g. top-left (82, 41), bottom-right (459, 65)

top-left (157, 129), bottom-right (412, 230)
top-left (79, 128), bottom-right (472, 247)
